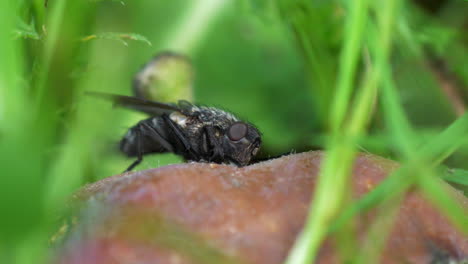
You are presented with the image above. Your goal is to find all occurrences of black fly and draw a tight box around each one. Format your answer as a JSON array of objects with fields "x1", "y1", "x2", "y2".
[{"x1": 88, "y1": 92, "x2": 262, "y2": 171}]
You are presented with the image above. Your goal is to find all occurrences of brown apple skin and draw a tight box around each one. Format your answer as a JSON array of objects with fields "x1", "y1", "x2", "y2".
[{"x1": 56, "y1": 151, "x2": 468, "y2": 264}]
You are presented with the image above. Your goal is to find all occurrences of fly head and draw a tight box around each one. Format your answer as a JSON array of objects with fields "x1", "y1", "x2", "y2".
[{"x1": 221, "y1": 121, "x2": 261, "y2": 166}]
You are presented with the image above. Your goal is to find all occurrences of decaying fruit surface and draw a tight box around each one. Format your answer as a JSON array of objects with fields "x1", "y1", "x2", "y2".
[{"x1": 55, "y1": 151, "x2": 468, "y2": 264}]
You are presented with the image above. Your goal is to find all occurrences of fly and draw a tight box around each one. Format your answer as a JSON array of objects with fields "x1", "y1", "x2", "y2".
[{"x1": 88, "y1": 92, "x2": 262, "y2": 171}]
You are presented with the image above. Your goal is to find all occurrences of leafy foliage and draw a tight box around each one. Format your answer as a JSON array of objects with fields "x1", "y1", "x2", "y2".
[
  {"x1": 81, "y1": 32, "x2": 152, "y2": 46},
  {"x1": 0, "y1": 0, "x2": 467, "y2": 263}
]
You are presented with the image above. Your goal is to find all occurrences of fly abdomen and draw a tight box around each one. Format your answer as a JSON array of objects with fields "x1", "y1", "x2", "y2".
[{"x1": 120, "y1": 117, "x2": 171, "y2": 157}]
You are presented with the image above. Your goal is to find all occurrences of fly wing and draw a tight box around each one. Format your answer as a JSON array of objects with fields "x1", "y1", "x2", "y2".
[
  {"x1": 177, "y1": 100, "x2": 198, "y2": 115},
  {"x1": 86, "y1": 91, "x2": 181, "y2": 116}
]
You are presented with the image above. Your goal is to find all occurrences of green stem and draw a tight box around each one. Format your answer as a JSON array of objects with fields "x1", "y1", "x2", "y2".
[
  {"x1": 34, "y1": 0, "x2": 67, "y2": 111},
  {"x1": 329, "y1": 0, "x2": 371, "y2": 132},
  {"x1": 285, "y1": 0, "x2": 372, "y2": 262},
  {"x1": 160, "y1": 0, "x2": 230, "y2": 54}
]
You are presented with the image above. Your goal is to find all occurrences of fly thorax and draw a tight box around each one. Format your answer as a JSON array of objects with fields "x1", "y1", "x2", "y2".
[
  {"x1": 169, "y1": 112, "x2": 188, "y2": 127},
  {"x1": 197, "y1": 107, "x2": 240, "y2": 128}
]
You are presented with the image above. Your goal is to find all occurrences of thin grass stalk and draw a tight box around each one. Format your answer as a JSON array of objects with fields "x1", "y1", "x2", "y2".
[
  {"x1": 0, "y1": 1, "x2": 49, "y2": 263},
  {"x1": 333, "y1": 0, "x2": 401, "y2": 257},
  {"x1": 352, "y1": 4, "x2": 404, "y2": 259},
  {"x1": 380, "y1": 69, "x2": 417, "y2": 157},
  {"x1": 34, "y1": 0, "x2": 67, "y2": 111},
  {"x1": 329, "y1": 0, "x2": 371, "y2": 132},
  {"x1": 332, "y1": 63, "x2": 468, "y2": 229},
  {"x1": 331, "y1": 60, "x2": 378, "y2": 263},
  {"x1": 417, "y1": 176, "x2": 468, "y2": 232},
  {"x1": 44, "y1": 38, "x2": 130, "y2": 212},
  {"x1": 354, "y1": 195, "x2": 403, "y2": 264},
  {"x1": 421, "y1": 113, "x2": 468, "y2": 165},
  {"x1": 0, "y1": 2, "x2": 26, "y2": 124},
  {"x1": 284, "y1": 1, "x2": 373, "y2": 262},
  {"x1": 282, "y1": 2, "x2": 336, "y2": 126},
  {"x1": 160, "y1": 0, "x2": 230, "y2": 54},
  {"x1": 291, "y1": 18, "x2": 332, "y2": 124},
  {"x1": 331, "y1": 110, "x2": 468, "y2": 231},
  {"x1": 381, "y1": 65, "x2": 468, "y2": 230}
]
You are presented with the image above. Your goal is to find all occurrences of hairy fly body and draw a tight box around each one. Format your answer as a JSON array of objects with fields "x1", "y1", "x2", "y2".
[{"x1": 89, "y1": 92, "x2": 262, "y2": 171}]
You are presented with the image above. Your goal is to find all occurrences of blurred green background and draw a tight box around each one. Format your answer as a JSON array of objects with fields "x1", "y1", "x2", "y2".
[{"x1": 1, "y1": 0, "x2": 467, "y2": 263}]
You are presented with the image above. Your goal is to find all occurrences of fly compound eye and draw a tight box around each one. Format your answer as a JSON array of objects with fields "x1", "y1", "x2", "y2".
[{"x1": 228, "y1": 122, "x2": 247, "y2": 141}]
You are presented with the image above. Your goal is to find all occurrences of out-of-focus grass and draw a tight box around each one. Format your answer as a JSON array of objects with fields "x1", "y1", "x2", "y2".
[
  {"x1": 285, "y1": 0, "x2": 376, "y2": 261},
  {"x1": 1, "y1": 0, "x2": 467, "y2": 263},
  {"x1": 281, "y1": 0, "x2": 468, "y2": 263},
  {"x1": 0, "y1": 1, "x2": 47, "y2": 263}
]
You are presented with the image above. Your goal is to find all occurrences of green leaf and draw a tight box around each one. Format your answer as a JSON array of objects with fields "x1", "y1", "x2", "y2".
[
  {"x1": 14, "y1": 19, "x2": 40, "y2": 40},
  {"x1": 443, "y1": 168, "x2": 468, "y2": 186},
  {"x1": 82, "y1": 32, "x2": 152, "y2": 46},
  {"x1": 89, "y1": 0, "x2": 125, "y2": 4}
]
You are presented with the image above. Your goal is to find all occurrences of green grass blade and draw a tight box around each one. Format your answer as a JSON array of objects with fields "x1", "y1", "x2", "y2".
[
  {"x1": 329, "y1": 0, "x2": 371, "y2": 132},
  {"x1": 81, "y1": 32, "x2": 152, "y2": 46},
  {"x1": 34, "y1": 0, "x2": 67, "y2": 110},
  {"x1": 332, "y1": 111, "x2": 468, "y2": 230},
  {"x1": 420, "y1": 113, "x2": 468, "y2": 165},
  {"x1": 418, "y1": 175, "x2": 468, "y2": 232},
  {"x1": 443, "y1": 168, "x2": 468, "y2": 186},
  {"x1": 0, "y1": 1, "x2": 50, "y2": 263},
  {"x1": 285, "y1": 0, "x2": 376, "y2": 262}
]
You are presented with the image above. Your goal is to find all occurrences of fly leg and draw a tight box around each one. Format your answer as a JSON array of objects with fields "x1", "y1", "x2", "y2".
[
  {"x1": 124, "y1": 129, "x2": 143, "y2": 172},
  {"x1": 204, "y1": 126, "x2": 224, "y2": 162},
  {"x1": 161, "y1": 115, "x2": 198, "y2": 160},
  {"x1": 140, "y1": 122, "x2": 174, "y2": 153},
  {"x1": 124, "y1": 121, "x2": 174, "y2": 172}
]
